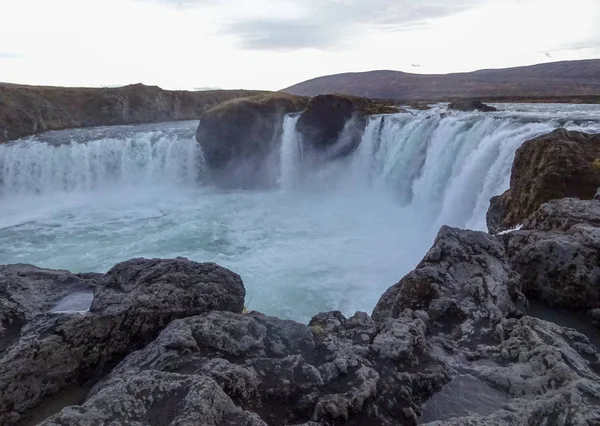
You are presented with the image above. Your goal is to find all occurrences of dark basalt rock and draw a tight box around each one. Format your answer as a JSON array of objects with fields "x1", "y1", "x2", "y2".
[
  {"x1": 42, "y1": 310, "x2": 449, "y2": 426},
  {"x1": 0, "y1": 264, "x2": 99, "y2": 353},
  {"x1": 372, "y1": 226, "x2": 524, "y2": 335},
  {"x1": 447, "y1": 99, "x2": 497, "y2": 112},
  {"x1": 487, "y1": 129, "x2": 600, "y2": 234},
  {"x1": 196, "y1": 93, "x2": 399, "y2": 188},
  {"x1": 501, "y1": 199, "x2": 600, "y2": 313},
  {"x1": 0, "y1": 258, "x2": 245, "y2": 425},
  {"x1": 296, "y1": 94, "x2": 398, "y2": 159},
  {"x1": 196, "y1": 93, "x2": 309, "y2": 188}
]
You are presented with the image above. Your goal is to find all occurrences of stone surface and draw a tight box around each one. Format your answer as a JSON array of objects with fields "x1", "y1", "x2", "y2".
[
  {"x1": 372, "y1": 226, "x2": 524, "y2": 342},
  {"x1": 422, "y1": 315, "x2": 600, "y2": 425},
  {"x1": 487, "y1": 129, "x2": 600, "y2": 234},
  {"x1": 0, "y1": 258, "x2": 245, "y2": 425},
  {"x1": 447, "y1": 99, "x2": 497, "y2": 112},
  {"x1": 296, "y1": 94, "x2": 398, "y2": 159},
  {"x1": 521, "y1": 197, "x2": 600, "y2": 232},
  {"x1": 0, "y1": 264, "x2": 99, "y2": 351},
  {"x1": 196, "y1": 93, "x2": 308, "y2": 188},
  {"x1": 505, "y1": 224, "x2": 600, "y2": 312},
  {"x1": 0, "y1": 83, "x2": 266, "y2": 143},
  {"x1": 44, "y1": 310, "x2": 449, "y2": 426}
]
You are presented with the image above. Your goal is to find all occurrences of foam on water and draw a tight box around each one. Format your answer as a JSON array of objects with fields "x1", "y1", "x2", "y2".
[{"x1": 1, "y1": 106, "x2": 600, "y2": 322}]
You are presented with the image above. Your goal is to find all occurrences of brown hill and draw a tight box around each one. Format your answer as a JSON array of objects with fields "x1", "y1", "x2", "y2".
[
  {"x1": 283, "y1": 59, "x2": 600, "y2": 101},
  {"x1": 0, "y1": 83, "x2": 268, "y2": 142}
]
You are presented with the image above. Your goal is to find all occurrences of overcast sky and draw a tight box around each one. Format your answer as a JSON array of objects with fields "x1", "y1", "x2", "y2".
[{"x1": 1, "y1": 0, "x2": 598, "y2": 90}]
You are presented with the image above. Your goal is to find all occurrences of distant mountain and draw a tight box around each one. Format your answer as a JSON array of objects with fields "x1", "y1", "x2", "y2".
[{"x1": 283, "y1": 60, "x2": 600, "y2": 100}]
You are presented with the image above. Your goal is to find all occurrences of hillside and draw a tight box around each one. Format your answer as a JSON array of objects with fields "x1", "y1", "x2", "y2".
[
  {"x1": 283, "y1": 59, "x2": 600, "y2": 101},
  {"x1": 0, "y1": 83, "x2": 268, "y2": 142}
]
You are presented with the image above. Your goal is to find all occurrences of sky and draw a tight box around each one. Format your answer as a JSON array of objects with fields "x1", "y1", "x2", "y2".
[{"x1": 0, "y1": 0, "x2": 599, "y2": 90}]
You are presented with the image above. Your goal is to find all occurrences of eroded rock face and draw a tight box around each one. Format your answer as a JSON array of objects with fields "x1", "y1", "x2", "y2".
[
  {"x1": 0, "y1": 258, "x2": 245, "y2": 425},
  {"x1": 43, "y1": 310, "x2": 449, "y2": 426},
  {"x1": 487, "y1": 129, "x2": 600, "y2": 234},
  {"x1": 196, "y1": 93, "x2": 308, "y2": 188},
  {"x1": 501, "y1": 199, "x2": 600, "y2": 312},
  {"x1": 372, "y1": 226, "x2": 524, "y2": 340},
  {"x1": 447, "y1": 99, "x2": 497, "y2": 112},
  {"x1": 422, "y1": 315, "x2": 600, "y2": 425},
  {"x1": 196, "y1": 93, "x2": 398, "y2": 188},
  {"x1": 296, "y1": 94, "x2": 398, "y2": 159},
  {"x1": 0, "y1": 264, "x2": 99, "y2": 352}
]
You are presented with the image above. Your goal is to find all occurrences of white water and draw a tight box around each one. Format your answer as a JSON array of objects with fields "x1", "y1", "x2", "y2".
[{"x1": 1, "y1": 105, "x2": 599, "y2": 322}]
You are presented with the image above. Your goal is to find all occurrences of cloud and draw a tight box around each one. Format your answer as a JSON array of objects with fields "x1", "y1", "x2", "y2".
[
  {"x1": 218, "y1": 0, "x2": 485, "y2": 50},
  {"x1": 0, "y1": 52, "x2": 21, "y2": 59},
  {"x1": 221, "y1": 20, "x2": 347, "y2": 50}
]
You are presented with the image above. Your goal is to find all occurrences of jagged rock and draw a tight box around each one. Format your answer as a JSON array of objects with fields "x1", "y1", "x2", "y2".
[
  {"x1": 0, "y1": 83, "x2": 265, "y2": 143},
  {"x1": 487, "y1": 129, "x2": 600, "y2": 234},
  {"x1": 196, "y1": 93, "x2": 308, "y2": 188},
  {"x1": 595, "y1": 188, "x2": 600, "y2": 200},
  {"x1": 373, "y1": 226, "x2": 524, "y2": 342},
  {"x1": 422, "y1": 316, "x2": 600, "y2": 425},
  {"x1": 504, "y1": 224, "x2": 600, "y2": 312},
  {"x1": 45, "y1": 310, "x2": 449, "y2": 426},
  {"x1": 91, "y1": 257, "x2": 245, "y2": 315},
  {"x1": 296, "y1": 94, "x2": 398, "y2": 159},
  {"x1": 0, "y1": 264, "x2": 99, "y2": 352},
  {"x1": 41, "y1": 372, "x2": 268, "y2": 426},
  {"x1": 0, "y1": 258, "x2": 245, "y2": 425},
  {"x1": 447, "y1": 99, "x2": 497, "y2": 112},
  {"x1": 521, "y1": 197, "x2": 600, "y2": 232}
]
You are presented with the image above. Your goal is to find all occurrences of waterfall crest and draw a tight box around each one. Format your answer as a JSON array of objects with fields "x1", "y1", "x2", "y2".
[{"x1": 0, "y1": 126, "x2": 203, "y2": 196}]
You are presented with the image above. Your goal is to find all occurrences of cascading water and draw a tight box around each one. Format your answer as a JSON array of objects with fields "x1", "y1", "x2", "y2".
[
  {"x1": 1, "y1": 105, "x2": 600, "y2": 322},
  {"x1": 279, "y1": 114, "x2": 302, "y2": 190}
]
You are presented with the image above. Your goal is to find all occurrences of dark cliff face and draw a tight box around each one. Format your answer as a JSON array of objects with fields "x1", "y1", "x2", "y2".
[
  {"x1": 195, "y1": 93, "x2": 309, "y2": 188},
  {"x1": 487, "y1": 129, "x2": 600, "y2": 233},
  {"x1": 0, "y1": 83, "x2": 267, "y2": 143},
  {"x1": 296, "y1": 94, "x2": 398, "y2": 159},
  {"x1": 195, "y1": 93, "x2": 398, "y2": 188}
]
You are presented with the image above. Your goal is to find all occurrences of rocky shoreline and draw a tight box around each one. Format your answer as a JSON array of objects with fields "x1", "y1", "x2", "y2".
[{"x1": 1, "y1": 127, "x2": 600, "y2": 425}]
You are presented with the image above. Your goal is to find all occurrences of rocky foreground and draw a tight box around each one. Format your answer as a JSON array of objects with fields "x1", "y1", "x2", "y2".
[{"x1": 1, "y1": 130, "x2": 600, "y2": 425}]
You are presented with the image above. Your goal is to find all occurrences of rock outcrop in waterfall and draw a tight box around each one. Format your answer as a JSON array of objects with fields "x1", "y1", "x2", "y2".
[
  {"x1": 195, "y1": 93, "x2": 399, "y2": 188},
  {"x1": 195, "y1": 93, "x2": 309, "y2": 188}
]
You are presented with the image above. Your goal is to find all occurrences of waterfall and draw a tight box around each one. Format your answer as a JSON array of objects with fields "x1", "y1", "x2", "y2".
[
  {"x1": 0, "y1": 128, "x2": 204, "y2": 196},
  {"x1": 2, "y1": 106, "x2": 600, "y2": 231},
  {"x1": 349, "y1": 112, "x2": 564, "y2": 230},
  {"x1": 277, "y1": 106, "x2": 600, "y2": 231},
  {"x1": 279, "y1": 114, "x2": 302, "y2": 190}
]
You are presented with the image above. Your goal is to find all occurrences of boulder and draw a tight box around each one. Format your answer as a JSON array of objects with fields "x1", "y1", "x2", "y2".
[
  {"x1": 0, "y1": 264, "x2": 99, "y2": 352},
  {"x1": 196, "y1": 93, "x2": 308, "y2": 188},
  {"x1": 372, "y1": 226, "x2": 524, "y2": 341},
  {"x1": 487, "y1": 129, "x2": 600, "y2": 234},
  {"x1": 447, "y1": 99, "x2": 497, "y2": 112},
  {"x1": 520, "y1": 197, "x2": 600, "y2": 232},
  {"x1": 296, "y1": 94, "x2": 398, "y2": 159},
  {"x1": 0, "y1": 258, "x2": 245, "y2": 425},
  {"x1": 503, "y1": 225, "x2": 600, "y2": 313},
  {"x1": 43, "y1": 310, "x2": 449, "y2": 426}
]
